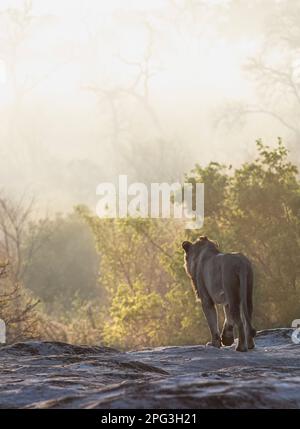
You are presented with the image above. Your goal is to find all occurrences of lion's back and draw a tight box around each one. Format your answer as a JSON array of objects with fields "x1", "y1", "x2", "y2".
[{"x1": 221, "y1": 252, "x2": 252, "y2": 275}]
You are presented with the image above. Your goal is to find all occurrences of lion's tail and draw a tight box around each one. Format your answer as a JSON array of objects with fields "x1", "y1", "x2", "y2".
[{"x1": 239, "y1": 265, "x2": 256, "y2": 338}]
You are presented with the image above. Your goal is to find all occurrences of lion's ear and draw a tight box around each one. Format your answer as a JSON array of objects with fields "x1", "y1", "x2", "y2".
[{"x1": 182, "y1": 241, "x2": 192, "y2": 252}]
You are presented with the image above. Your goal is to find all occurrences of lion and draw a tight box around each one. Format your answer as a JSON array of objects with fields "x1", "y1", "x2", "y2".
[{"x1": 182, "y1": 236, "x2": 256, "y2": 352}]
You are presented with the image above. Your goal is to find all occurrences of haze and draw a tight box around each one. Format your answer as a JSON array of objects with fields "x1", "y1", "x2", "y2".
[{"x1": 0, "y1": 0, "x2": 299, "y2": 212}]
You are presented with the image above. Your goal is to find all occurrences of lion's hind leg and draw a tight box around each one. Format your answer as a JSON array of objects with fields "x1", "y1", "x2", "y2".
[
  {"x1": 221, "y1": 304, "x2": 234, "y2": 346},
  {"x1": 247, "y1": 330, "x2": 256, "y2": 349},
  {"x1": 232, "y1": 310, "x2": 248, "y2": 352},
  {"x1": 224, "y1": 277, "x2": 248, "y2": 352},
  {"x1": 230, "y1": 306, "x2": 248, "y2": 352}
]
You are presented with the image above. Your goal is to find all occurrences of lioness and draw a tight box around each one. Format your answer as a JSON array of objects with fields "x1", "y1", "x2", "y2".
[{"x1": 182, "y1": 236, "x2": 256, "y2": 352}]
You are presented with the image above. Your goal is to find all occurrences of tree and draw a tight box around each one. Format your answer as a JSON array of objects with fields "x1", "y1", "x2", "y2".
[
  {"x1": 75, "y1": 139, "x2": 300, "y2": 349},
  {"x1": 0, "y1": 0, "x2": 60, "y2": 173},
  {"x1": 185, "y1": 139, "x2": 300, "y2": 328},
  {"x1": 0, "y1": 193, "x2": 36, "y2": 281},
  {"x1": 77, "y1": 209, "x2": 207, "y2": 349},
  {"x1": 0, "y1": 194, "x2": 40, "y2": 342},
  {"x1": 82, "y1": 16, "x2": 189, "y2": 183},
  {"x1": 227, "y1": 140, "x2": 300, "y2": 325},
  {"x1": 216, "y1": 0, "x2": 300, "y2": 146},
  {"x1": 22, "y1": 212, "x2": 100, "y2": 314}
]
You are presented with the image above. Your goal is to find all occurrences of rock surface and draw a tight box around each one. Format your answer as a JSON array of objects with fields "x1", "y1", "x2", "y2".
[{"x1": 0, "y1": 328, "x2": 299, "y2": 409}]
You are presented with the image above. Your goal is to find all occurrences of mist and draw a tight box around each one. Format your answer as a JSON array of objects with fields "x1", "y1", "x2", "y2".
[
  {"x1": 0, "y1": 0, "x2": 299, "y2": 212},
  {"x1": 0, "y1": 4, "x2": 300, "y2": 409}
]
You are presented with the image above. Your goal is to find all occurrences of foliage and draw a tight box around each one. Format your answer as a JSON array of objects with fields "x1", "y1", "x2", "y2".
[
  {"x1": 0, "y1": 262, "x2": 40, "y2": 343},
  {"x1": 22, "y1": 213, "x2": 100, "y2": 313},
  {"x1": 184, "y1": 139, "x2": 300, "y2": 327},
  {"x1": 77, "y1": 139, "x2": 300, "y2": 349},
  {"x1": 75, "y1": 211, "x2": 208, "y2": 349},
  {"x1": 1, "y1": 140, "x2": 298, "y2": 349}
]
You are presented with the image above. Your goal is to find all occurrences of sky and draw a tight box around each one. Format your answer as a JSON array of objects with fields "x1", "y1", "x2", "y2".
[{"x1": 0, "y1": 0, "x2": 297, "y2": 212}]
